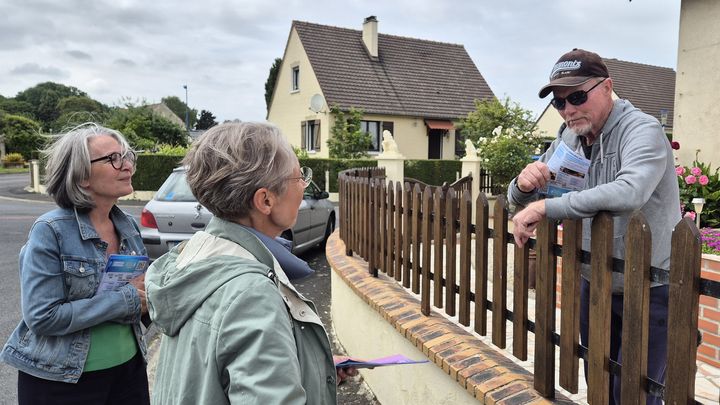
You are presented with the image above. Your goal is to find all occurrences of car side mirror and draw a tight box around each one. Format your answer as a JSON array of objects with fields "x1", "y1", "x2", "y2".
[{"x1": 315, "y1": 191, "x2": 330, "y2": 200}]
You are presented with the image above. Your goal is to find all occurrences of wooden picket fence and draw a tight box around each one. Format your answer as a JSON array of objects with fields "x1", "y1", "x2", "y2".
[{"x1": 338, "y1": 167, "x2": 720, "y2": 403}]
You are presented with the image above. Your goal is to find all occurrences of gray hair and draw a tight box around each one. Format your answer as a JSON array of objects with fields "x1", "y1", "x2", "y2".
[
  {"x1": 44, "y1": 122, "x2": 132, "y2": 209},
  {"x1": 182, "y1": 122, "x2": 297, "y2": 220}
]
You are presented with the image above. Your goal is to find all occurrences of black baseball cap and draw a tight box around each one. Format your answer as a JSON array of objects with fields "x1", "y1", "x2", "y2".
[{"x1": 538, "y1": 48, "x2": 609, "y2": 98}]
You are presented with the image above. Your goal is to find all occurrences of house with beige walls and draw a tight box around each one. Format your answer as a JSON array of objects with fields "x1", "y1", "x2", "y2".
[
  {"x1": 267, "y1": 16, "x2": 495, "y2": 160},
  {"x1": 535, "y1": 58, "x2": 676, "y2": 140},
  {"x1": 673, "y1": 0, "x2": 720, "y2": 168}
]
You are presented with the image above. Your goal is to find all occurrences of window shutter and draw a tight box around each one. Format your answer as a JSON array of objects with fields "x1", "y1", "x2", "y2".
[
  {"x1": 313, "y1": 120, "x2": 321, "y2": 151},
  {"x1": 301, "y1": 121, "x2": 306, "y2": 150}
]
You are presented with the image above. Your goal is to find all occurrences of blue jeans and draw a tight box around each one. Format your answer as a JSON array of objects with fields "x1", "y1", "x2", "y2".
[{"x1": 580, "y1": 278, "x2": 669, "y2": 405}]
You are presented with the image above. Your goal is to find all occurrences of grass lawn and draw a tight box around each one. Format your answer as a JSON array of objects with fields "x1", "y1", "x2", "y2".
[{"x1": 0, "y1": 167, "x2": 29, "y2": 175}]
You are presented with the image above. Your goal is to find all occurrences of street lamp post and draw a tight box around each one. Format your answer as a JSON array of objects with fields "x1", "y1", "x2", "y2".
[{"x1": 183, "y1": 85, "x2": 189, "y2": 131}]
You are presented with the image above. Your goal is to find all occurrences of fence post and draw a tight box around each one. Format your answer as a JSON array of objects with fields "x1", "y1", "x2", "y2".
[
  {"x1": 411, "y1": 184, "x2": 422, "y2": 294},
  {"x1": 461, "y1": 149, "x2": 482, "y2": 219},
  {"x1": 474, "y1": 193, "x2": 489, "y2": 336},
  {"x1": 458, "y1": 190, "x2": 472, "y2": 326},
  {"x1": 375, "y1": 137, "x2": 405, "y2": 186},
  {"x1": 533, "y1": 218, "x2": 557, "y2": 397},
  {"x1": 421, "y1": 187, "x2": 433, "y2": 316},
  {"x1": 492, "y1": 195, "x2": 509, "y2": 349},
  {"x1": 620, "y1": 213, "x2": 651, "y2": 404},
  {"x1": 29, "y1": 159, "x2": 40, "y2": 191},
  {"x1": 433, "y1": 188, "x2": 445, "y2": 308},
  {"x1": 666, "y1": 218, "x2": 702, "y2": 404},
  {"x1": 559, "y1": 219, "x2": 582, "y2": 393},
  {"x1": 587, "y1": 212, "x2": 614, "y2": 404},
  {"x1": 386, "y1": 181, "x2": 395, "y2": 278},
  {"x1": 445, "y1": 189, "x2": 457, "y2": 316}
]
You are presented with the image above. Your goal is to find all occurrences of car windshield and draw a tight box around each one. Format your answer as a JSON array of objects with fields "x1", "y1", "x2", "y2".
[{"x1": 155, "y1": 171, "x2": 197, "y2": 202}]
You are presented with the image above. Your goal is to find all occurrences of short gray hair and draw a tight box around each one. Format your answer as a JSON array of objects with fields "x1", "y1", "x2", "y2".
[
  {"x1": 44, "y1": 122, "x2": 132, "y2": 209},
  {"x1": 182, "y1": 122, "x2": 297, "y2": 220}
]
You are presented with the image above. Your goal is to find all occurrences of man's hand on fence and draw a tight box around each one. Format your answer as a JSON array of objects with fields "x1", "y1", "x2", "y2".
[
  {"x1": 512, "y1": 200, "x2": 546, "y2": 248},
  {"x1": 516, "y1": 161, "x2": 551, "y2": 193}
]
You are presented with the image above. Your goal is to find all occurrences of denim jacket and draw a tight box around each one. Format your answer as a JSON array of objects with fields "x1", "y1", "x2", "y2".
[{"x1": 1, "y1": 206, "x2": 147, "y2": 383}]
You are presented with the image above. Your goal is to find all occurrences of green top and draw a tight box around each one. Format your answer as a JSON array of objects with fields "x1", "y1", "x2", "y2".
[{"x1": 83, "y1": 323, "x2": 137, "y2": 372}]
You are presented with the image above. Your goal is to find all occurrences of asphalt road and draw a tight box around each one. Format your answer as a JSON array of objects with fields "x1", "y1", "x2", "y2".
[{"x1": 0, "y1": 173, "x2": 378, "y2": 404}]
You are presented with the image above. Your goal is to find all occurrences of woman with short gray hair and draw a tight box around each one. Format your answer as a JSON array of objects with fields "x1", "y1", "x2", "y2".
[
  {"x1": 146, "y1": 122, "x2": 356, "y2": 405},
  {"x1": 1, "y1": 123, "x2": 150, "y2": 404}
]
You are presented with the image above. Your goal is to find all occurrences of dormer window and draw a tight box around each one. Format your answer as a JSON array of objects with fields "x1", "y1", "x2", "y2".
[{"x1": 291, "y1": 66, "x2": 300, "y2": 92}]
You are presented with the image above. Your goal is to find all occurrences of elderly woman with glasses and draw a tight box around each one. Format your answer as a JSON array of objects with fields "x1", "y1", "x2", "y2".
[
  {"x1": 146, "y1": 122, "x2": 355, "y2": 405},
  {"x1": 1, "y1": 123, "x2": 150, "y2": 404}
]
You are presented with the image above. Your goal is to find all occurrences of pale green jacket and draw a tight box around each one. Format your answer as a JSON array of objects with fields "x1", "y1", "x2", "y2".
[{"x1": 146, "y1": 217, "x2": 337, "y2": 405}]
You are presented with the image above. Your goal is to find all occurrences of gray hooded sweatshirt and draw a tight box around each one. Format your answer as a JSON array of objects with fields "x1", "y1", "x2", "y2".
[{"x1": 509, "y1": 99, "x2": 681, "y2": 293}]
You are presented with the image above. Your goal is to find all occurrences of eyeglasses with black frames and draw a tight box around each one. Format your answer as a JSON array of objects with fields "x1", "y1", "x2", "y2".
[
  {"x1": 550, "y1": 78, "x2": 607, "y2": 111},
  {"x1": 286, "y1": 166, "x2": 313, "y2": 187},
  {"x1": 90, "y1": 151, "x2": 137, "y2": 171}
]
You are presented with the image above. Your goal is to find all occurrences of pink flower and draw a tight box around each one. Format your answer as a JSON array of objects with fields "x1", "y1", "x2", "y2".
[
  {"x1": 691, "y1": 166, "x2": 702, "y2": 176},
  {"x1": 675, "y1": 166, "x2": 685, "y2": 176},
  {"x1": 685, "y1": 211, "x2": 696, "y2": 220},
  {"x1": 699, "y1": 175, "x2": 709, "y2": 186},
  {"x1": 685, "y1": 175, "x2": 697, "y2": 185},
  {"x1": 671, "y1": 141, "x2": 680, "y2": 150}
]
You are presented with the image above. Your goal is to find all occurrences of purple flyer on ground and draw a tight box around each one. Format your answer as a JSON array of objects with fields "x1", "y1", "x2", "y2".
[{"x1": 334, "y1": 354, "x2": 428, "y2": 369}]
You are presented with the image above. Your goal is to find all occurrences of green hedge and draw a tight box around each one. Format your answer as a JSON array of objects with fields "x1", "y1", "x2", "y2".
[
  {"x1": 133, "y1": 154, "x2": 184, "y2": 190},
  {"x1": 131, "y1": 154, "x2": 462, "y2": 193},
  {"x1": 299, "y1": 158, "x2": 377, "y2": 192},
  {"x1": 404, "y1": 159, "x2": 462, "y2": 186}
]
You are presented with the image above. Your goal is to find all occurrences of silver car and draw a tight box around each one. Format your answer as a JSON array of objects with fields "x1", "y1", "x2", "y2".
[{"x1": 140, "y1": 167, "x2": 336, "y2": 260}]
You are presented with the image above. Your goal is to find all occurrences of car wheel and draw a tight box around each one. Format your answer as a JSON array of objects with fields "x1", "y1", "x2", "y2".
[{"x1": 321, "y1": 215, "x2": 335, "y2": 247}]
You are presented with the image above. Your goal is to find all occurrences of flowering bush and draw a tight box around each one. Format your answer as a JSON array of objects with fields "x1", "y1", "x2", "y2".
[
  {"x1": 677, "y1": 159, "x2": 720, "y2": 228},
  {"x1": 700, "y1": 228, "x2": 720, "y2": 255},
  {"x1": 475, "y1": 126, "x2": 541, "y2": 191}
]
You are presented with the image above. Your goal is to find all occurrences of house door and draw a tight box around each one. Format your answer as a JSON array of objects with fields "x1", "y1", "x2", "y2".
[{"x1": 428, "y1": 129, "x2": 443, "y2": 159}]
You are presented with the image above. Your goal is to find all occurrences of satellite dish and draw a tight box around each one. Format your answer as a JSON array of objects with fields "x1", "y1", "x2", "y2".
[{"x1": 309, "y1": 94, "x2": 325, "y2": 113}]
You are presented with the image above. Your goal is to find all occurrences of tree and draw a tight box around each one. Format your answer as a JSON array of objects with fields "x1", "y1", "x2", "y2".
[
  {"x1": 0, "y1": 98, "x2": 35, "y2": 119},
  {"x1": 15, "y1": 82, "x2": 86, "y2": 128},
  {"x1": 264, "y1": 57, "x2": 282, "y2": 111},
  {"x1": 104, "y1": 103, "x2": 187, "y2": 150},
  {"x1": 458, "y1": 97, "x2": 537, "y2": 144},
  {"x1": 327, "y1": 106, "x2": 372, "y2": 159},
  {"x1": 1, "y1": 114, "x2": 45, "y2": 160},
  {"x1": 51, "y1": 96, "x2": 109, "y2": 132},
  {"x1": 195, "y1": 110, "x2": 218, "y2": 130},
  {"x1": 161, "y1": 96, "x2": 197, "y2": 129}
]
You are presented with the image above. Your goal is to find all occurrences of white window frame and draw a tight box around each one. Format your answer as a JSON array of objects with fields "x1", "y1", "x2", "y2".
[
  {"x1": 361, "y1": 120, "x2": 381, "y2": 152},
  {"x1": 304, "y1": 120, "x2": 319, "y2": 152},
  {"x1": 291, "y1": 65, "x2": 300, "y2": 92}
]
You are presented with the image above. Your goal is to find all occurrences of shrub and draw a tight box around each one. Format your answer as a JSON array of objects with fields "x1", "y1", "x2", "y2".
[
  {"x1": 476, "y1": 126, "x2": 541, "y2": 191},
  {"x1": 676, "y1": 159, "x2": 720, "y2": 228},
  {"x1": 299, "y1": 158, "x2": 377, "y2": 192},
  {"x1": 1, "y1": 114, "x2": 45, "y2": 160},
  {"x1": 404, "y1": 160, "x2": 462, "y2": 186},
  {"x1": 700, "y1": 228, "x2": 720, "y2": 255},
  {"x1": 2, "y1": 152, "x2": 25, "y2": 163},
  {"x1": 132, "y1": 154, "x2": 184, "y2": 190}
]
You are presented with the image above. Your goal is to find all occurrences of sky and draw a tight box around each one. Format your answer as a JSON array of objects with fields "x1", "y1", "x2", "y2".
[{"x1": 0, "y1": 0, "x2": 682, "y2": 123}]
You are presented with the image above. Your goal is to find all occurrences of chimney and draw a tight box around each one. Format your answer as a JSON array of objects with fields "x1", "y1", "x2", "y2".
[{"x1": 362, "y1": 16, "x2": 378, "y2": 58}]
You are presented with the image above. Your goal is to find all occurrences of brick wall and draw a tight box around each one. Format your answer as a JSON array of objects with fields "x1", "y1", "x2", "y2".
[{"x1": 699, "y1": 255, "x2": 720, "y2": 368}]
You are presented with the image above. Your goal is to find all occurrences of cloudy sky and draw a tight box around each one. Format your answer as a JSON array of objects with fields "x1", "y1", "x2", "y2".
[{"x1": 1, "y1": 0, "x2": 681, "y2": 122}]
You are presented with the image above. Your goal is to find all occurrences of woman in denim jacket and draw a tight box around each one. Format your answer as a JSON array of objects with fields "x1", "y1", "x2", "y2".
[{"x1": 1, "y1": 123, "x2": 150, "y2": 404}]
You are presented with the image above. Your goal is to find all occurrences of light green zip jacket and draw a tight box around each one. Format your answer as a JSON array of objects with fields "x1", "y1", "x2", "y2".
[{"x1": 146, "y1": 217, "x2": 337, "y2": 405}]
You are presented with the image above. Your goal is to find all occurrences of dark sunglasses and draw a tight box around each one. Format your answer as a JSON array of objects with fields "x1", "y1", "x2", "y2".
[
  {"x1": 550, "y1": 78, "x2": 606, "y2": 111},
  {"x1": 90, "y1": 151, "x2": 137, "y2": 170}
]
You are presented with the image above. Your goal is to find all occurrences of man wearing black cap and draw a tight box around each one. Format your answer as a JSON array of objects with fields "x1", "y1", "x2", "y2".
[{"x1": 508, "y1": 49, "x2": 680, "y2": 404}]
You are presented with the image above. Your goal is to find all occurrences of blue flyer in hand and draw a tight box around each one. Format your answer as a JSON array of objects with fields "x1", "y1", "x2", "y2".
[{"x1": 97, "y1": 254, "x2": 149, "y2": 292}]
